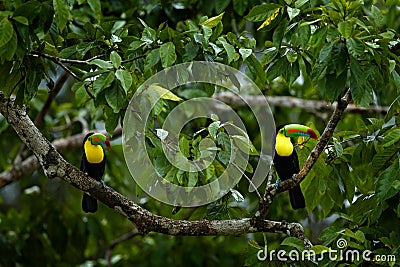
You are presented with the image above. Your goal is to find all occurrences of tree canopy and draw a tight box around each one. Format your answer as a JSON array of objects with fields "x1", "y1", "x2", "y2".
[{"x1": 0, "y1": 0, "x2": 399, "y2": 266}]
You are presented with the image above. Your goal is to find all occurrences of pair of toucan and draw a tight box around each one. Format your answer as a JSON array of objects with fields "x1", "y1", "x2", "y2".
[{"x1": 80, "y1": 124, "x2": 317, "y2": 212}]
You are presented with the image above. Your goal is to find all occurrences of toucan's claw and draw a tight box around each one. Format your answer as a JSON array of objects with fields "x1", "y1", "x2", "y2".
[
  {"x1": 292, "y1": 173, "x2": 297, "y2": 180},
  {"x1": 275, "y1": 179, "x2": 281, "y2": 189},
  {"x1": 100, "y1": 180, "x2": 105, "y2": 188}
]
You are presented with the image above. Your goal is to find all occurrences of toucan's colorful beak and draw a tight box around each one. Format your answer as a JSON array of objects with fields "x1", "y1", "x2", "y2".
[
  {"x1": 283, "y1": 124, "x2": 318, "y2": 140},
  {"x1": 91, "y1": 133, "x2": 111, "y2": 149}
]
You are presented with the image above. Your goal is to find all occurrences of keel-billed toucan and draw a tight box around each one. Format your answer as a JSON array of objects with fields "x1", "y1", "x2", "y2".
[
  {"x1": 274, "y1": 124, "x2": 318, "y2": 210},
  {"x1": 81, "y1": 132, "x2": 111, "y2": 213}
]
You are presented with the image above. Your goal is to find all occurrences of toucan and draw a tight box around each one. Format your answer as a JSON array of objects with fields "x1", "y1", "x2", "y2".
[
  {"x1": 81, "y1": 132, "x2": 111, "y2": 213},
  {"x1": 274, "y1": 124, "x2": 318, "y2": 210}
]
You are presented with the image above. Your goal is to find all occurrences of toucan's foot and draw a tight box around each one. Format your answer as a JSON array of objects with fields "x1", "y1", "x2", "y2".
[
  {"x1": 100, "y1": 180, "x2": 105, "y2": 188},
  {"x1": 292, "y1": 173, "x2": 297, "y2": 180},
  {"x1": 275, "y1": 179, "x2": 281, "y2": 189}
]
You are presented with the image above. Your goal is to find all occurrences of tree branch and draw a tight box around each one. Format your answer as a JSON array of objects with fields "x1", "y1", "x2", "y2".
[
  {"x1": 213, "y1": 92, "x2": 387, "y2": 115},
  {"x1": 0, "y1": 91, "x2": 311, "y2": 245},
  {"x1": 105, "y1": 229, "x2": 140, "y2": 267}
]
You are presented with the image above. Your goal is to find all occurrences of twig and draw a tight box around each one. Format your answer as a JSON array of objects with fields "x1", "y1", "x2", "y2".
[
  {"x1": 121, "y1": 55, "x2": 146, "y2": 63},
  {"x1": 104, "y1": 229, "x2": 140, "y2": 267},
  {"x1": 31, "y1": 51, "x2": 104, "y2": 65},
  {"x1": 213, "y1": 92, "x2": 387, "y2": 115}
]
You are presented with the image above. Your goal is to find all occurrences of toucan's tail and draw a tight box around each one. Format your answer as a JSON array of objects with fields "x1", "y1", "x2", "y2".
[
  {"x1": 289, "y1": 185, "x2": 306, "y2": 209},
  {"x1": 82, "y1": 193, "x2": 98, "y2": 213}
]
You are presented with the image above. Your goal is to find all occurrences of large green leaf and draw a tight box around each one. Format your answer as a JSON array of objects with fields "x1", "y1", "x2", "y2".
[
  {"x1": 376, "y1": 159, "x2": 400, "y2": 202},
  {"x1": 159, "y1": 42, "x2": 176, "y2": 68},
  {"x1": 244, "y1": 3, "x2": 282, "y2": 22},
  {"x1": 53, "y1": 0, "x2": 70, "y2": 31},
  {"x1": 0, "y1": 17, "x2": 14, "y2": 48},
  {"x1": 115, "y1": 69, "x2": 132, "y2": 93},
  {"x1": 201, "y1": 12, "x2": 224, "y2": 28},
  {"x1": 105, "y1": 82, "x2": 126, "y2": 112},
  {"x1": 218, "y1": 36, "x2": 239, "y2": 63}
]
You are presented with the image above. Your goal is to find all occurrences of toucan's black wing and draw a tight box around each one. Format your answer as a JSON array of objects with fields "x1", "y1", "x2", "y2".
[
  {"x1": 274, "y1": 149, "x2": 305, "y2": 209},
  {"x1": 292, "y1": 149, "x2": 300, "y2": 173}
]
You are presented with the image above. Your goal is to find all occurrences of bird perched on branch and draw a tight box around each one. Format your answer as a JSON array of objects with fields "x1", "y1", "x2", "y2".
[
  {"x1": 274, "y1": 124, "x2": 318, "y2": 209},
  {"x1": 81, "y1": 132, "x2": 111, "y2": 213}
]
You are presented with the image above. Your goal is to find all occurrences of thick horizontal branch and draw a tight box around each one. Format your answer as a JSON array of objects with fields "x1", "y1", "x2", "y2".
[
  {"x1": 0, "y1": 92, "x2": 311, "y2": 245},
  {"x1": 213, "y1": 92, "x2": 387, "y2": 115}
]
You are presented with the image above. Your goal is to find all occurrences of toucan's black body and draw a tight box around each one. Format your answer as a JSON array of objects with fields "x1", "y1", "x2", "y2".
[
  {"x1": 81, "y1": 133, "x2": 106, "y2": 213},
  {"x1": 273, "y1": 149, "x2": 305, "y2": 209},
  {"x1": 274, "y1": 126, "x2": 306, "y2": 210}
]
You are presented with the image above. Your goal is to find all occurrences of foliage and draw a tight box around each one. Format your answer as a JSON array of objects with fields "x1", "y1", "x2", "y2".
[{"x1": 0, "y1": 0, "x2": 399, "y2": 266}]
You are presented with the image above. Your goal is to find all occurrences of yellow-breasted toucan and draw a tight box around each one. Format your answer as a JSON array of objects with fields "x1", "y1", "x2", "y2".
[
  {"x1": 274, "y1": 124, "x2": 318, "y2": 210},
  {"x1": 81, "y1": 132, "x2": 111, "y2": 213}
]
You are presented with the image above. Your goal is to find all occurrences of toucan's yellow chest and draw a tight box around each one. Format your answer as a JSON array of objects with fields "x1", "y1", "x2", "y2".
[
  {"x1": 84, "y1": 140, "x2": 104, "y2": 163},
  {"x1": 275, "y1": 134, "x2": 294, "y2": 157}
]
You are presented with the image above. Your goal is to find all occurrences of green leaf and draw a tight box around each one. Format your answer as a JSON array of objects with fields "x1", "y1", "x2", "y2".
[
  {"x1": 93, "y1": 71, "x2": 115, "y2": 95},
  {"x1": 382, "y1": 128, "x2": 400, "y2": 147},
  {"x1": 88, "y1": 0, "x2": 101, "y2": 21},
  {"x1": 188, "y1": 171, "x2": 198, "y2": 188},
  {"x1": 233, "y1": 0, "x2": 248, "y2": 16},
  {"x1": 215, "y1": 0, "x2": 230, "y2": 13},
  {"x1": 179, "y1": 136, "x2": 190, "y2": 158},
  {"x1": 297, "y1": 24, "x2": 311, "y2": 47},
  {"x1": 201, "y1": 12, "x2": 224, "y2": 28},
  {"x1": 244, "y1": 3, "x2": 282, "y2": 22},
  {"x1": 110, "y1": 51, "x2": 121, "y2": 69},
  {"x1": 239, "y1": 48, "x2": 252, "y2": 60},
  {"x1": 287, "y1": 7, "x2": 300, "y2": 21},
  {"x1": 347, "y1": 37, "x2": 364, "y2": 58},
  {"x1": 392, "y1": 71, "x2": 400, "y2": 93},
  {"x1": 12, "y1": 16, "x2": 29, "y2": 25},
  {"x1": 281, "y1": 237, "x2": 306, "y2": 251},
  {"x1": 105, "y1": 108, "x2": 119, "y2": 135},
  {"x1": 0, "y1": 17, "x2": 14, "y2": 48},
  {"x1": 53, "y1": 0, "x2": 70, "y2": 31},
  {"x1": 232, "y1": 135, "x2": 258, "y2": 155},
  {"x1": 159, "y1": 42, "x2": 177, "y2": 68},
  {"x1": 183, "y1": 42, "x2": 199, "y2": 61},
  {"x1": 89, "y1": 59, "x2": 113, "y2": 69},
  {"x1": 208, "y1": 121, "x2": 221, "y2": 139},
  {"x1": 115, "y1": 69, "x2": 132, "y2": 93},
  {"x1": 266, "y1": 56, "x2": 288, "y2": 81},
  {"x1": 0, "y1": 31, "x2": 17, "y2": 60},
  {"x1": 257, "y1": 8, "x2": 281, "y2": 30},
  {"x1": 148, "y1": 85, "x2": 182, "y2": 101},
  {"x1": 376, "y1": 160, "x2": 400, "y2": 202},
  {"x1": 144, "y1": 48, "x2": 160, "y2": 71},
  {"x1": 105, "y1": 82, "x2": 126, "y2": 112},
  {"x1": 218, "y1": 37, "x2": 239, "y2": 63},
  {"x1": 338, "y1": 20, "x2": 355, "y2": 39},
  {"x1": 295, "y1": 0, "x2": 309, "y2": 8},
  {"x1": 371, "y1": 5, "x2": 384, "y2": 28},
  {"x1": 230, "y1": 189, "x2": 244, "y2": 202},
  {"x1": 261, "y1": 47, "x2": 278, "y2": 65}
]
